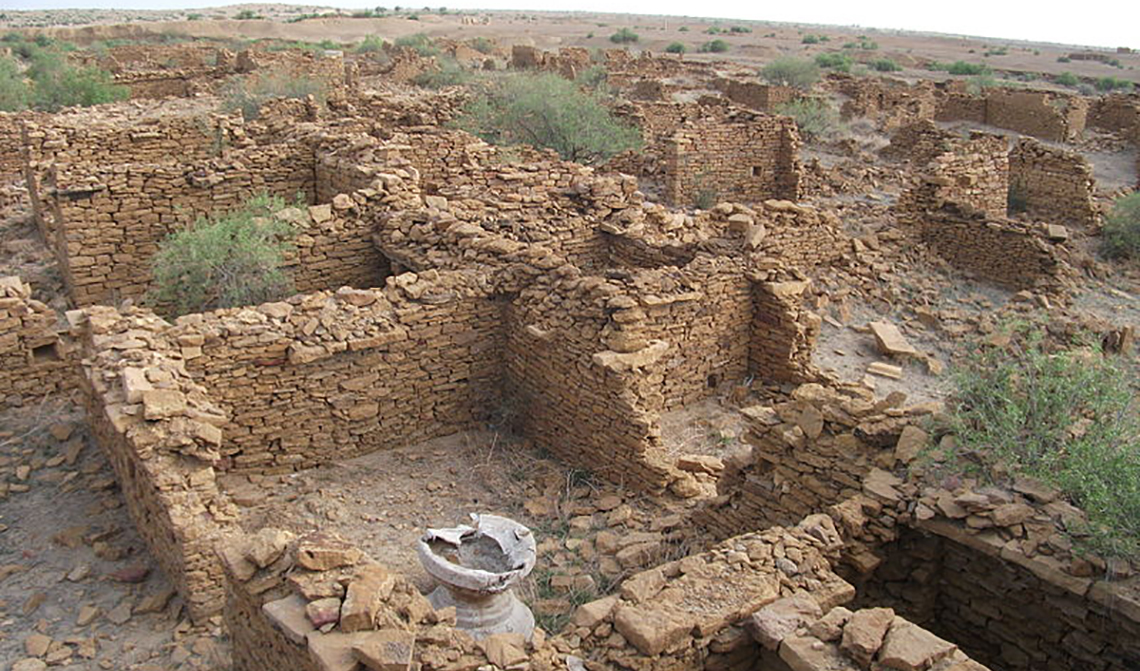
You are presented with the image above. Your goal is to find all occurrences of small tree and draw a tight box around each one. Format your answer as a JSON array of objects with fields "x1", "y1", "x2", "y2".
[
  {"x1": 150, "y1": 194, "x2": 295, "y2": 316},
  {"x1": 761, "y1": 57, "x2": 819, "y2": 89},
  {"x1": 1103, "y1": 192, "x2": 1140, "y2": 260},
  {"x1": 775, "y1": 99, "x2": 839, "y2": 141},
  {"x1": 413, "y1": 57, "x2": 472, "y2": 89},
  {"x1": 665, "y1": 42, "x2": 686, "y2": 54},
  {"x1": 456, "y1": 72, "x2": 641, "y2": 164},
  {"x1": 27, "y1": 50, "x2": 126, "y2": 111},
  {"x1": 1056, "y1": 71, "x2": 1079, "y2": 87},
  {"x1": 0, "y1": 54, "x2": 29, "y2": 111},
  {"x1": 609, "y1": 28, "x2": 639, "y2": 44}
]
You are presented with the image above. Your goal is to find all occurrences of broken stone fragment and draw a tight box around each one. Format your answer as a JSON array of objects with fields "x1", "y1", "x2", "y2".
[
  {"x1": 264, "y1": 594, "x2": 315, "y2": 645},
  {"x1": 340, "y1": 564, "x2": 396, "y2": 632},
  {"x1": 307, "y1": 598, "x2": 343, "y2": 629},
  {"x1": 746, "y1": 594, "x2": 823, "y2": 650},
  {"x1": 613, "y1": 603, "x2": 693, "y2": 656},
  {"x1": 478, "y1": 632, "x2": 527, "y2": 668},
  {"x1": 296, "y1": 532, "x2": 364, "y2": 571},
  {"x1": 571, "y1": 595, "x2": 618, "y2": 629},
  {"x1": 869, "y1": 321, "x2": 919, "y2": 357},
  {"x1": 141, "y1": 389, "x2": 187, "y2": 420},
  {"x1": 877, "y1": 617, "x2": 958, "y2": 671},
  {"x1": 839, "y1": 607, "x2": 895, "y2": 666},
  {"x1": 352, "y1": 629, "x2": 415, "y2": 671}
]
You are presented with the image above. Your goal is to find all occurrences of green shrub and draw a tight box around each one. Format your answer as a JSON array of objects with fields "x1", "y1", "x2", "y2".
[
  {"x1": 1103, "y1": 192, "x2": 1140, "y2": 260},
  {"x1": 150, "y1": 194, "x2": 296, "y2": 317},
  {"x1": 235, "y1": 9, "x2": 262, "y2": 20},
  {"x1": 761, "y1": 57, "x2": 820, "y2": 89},
  {"x1": 678, "y1": 26, "x2": 689, "y2": 32},
  {"x1": 940, "y1": 328, "x2": 1140, "y2": 557},
  {"x1": 698, "y1": 39, "x2": 729, "y2": 53},
  {"x1": 27, "y1": 51, "x2": 127, "y2": 111},
  {"x1": 705, "y1": 27, "x2": 721, "y2": 35},
  {"x1": 576, "y1": 65, "x2": 608, "y2": 91},
  {"x1": 470, "y1": 36, "x2": 494, "y2": 54},
  {"x1": 1057, "y1": 56, "x2": 1071, "y2": 63},
  {"x1": 665, "y1": 42, "x2": 686, "y2": 54},
  {"x1": 815, "y1": 52, "x2": 853, "y2": 72},
  {"x1": 801, "y1": 34, "x2": 821, "y2": 44},
  {"x1": 729, "y1": 26, "x2": 752, "y2": 34},
  {"x1": 221, "y1": 69, "x2": 326, "y2": 120},
  {"x1": 187, "y1": 13, "x2": 203, "y2": 20},
  {"x1": 609, "y1": 28, "x2": 639, "y2": 44},
  {"x1": 966, "y1": 74, "x2": 997, "y2": 94},
  {"x1": 394, "y1": 32, "x2": 438, "y2": 56},
  {"x1": 947, "y1": 60, "x2": 990, "y2": 76},
  {"x1": 1056, "y1": 71, "x2": 1079, "y2": 87},
  {"x1": 356, "y1": 35, "x2": 388, "y2": 53},
  {"x1": 1097, "y1": 76, "x2": 1134, "y2": 92},
  {"x1": 870, "y1": 58, "x2": 901, "y2": 72},
  {"x1": 456, "y1": 72, "x2": 641, "y2": 164},
  {"x1": 412, "y1": 57, "x2": 472, "y2": 89},
  {"x1": 774, "y1": 98, "x2": 838, "y2": 141},
  {"x1": 0, "y1": 54, "x2": 29, "y2": 111}
]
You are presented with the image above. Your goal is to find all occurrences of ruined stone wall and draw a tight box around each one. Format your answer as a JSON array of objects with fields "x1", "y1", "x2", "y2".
[
  {"x1": 180, "y1": 273, "x2": 504, "y2": 473},
  {"x1": 750, "y1": 280, "x2": 824, "y2": 384},
  {"x1": 834, "y1": 76, "x2": 938, "y2": 131},
  {"x1": 897, "y1": 133, "x2": 1009, "y2": 219},
  {"x1": 1008, "y1": 137, "x2": 1098, "y2": 228},
  {"x1": 860, "y1": 526, "x2": 1140, "y2": 671},
  {"x1": 985, "y1": 90, "x2": 1087, "y2": 142},
  {"x1": 696, "y1": 380, "x2": 1140, "y2": 671},
  {"x1": 879, "y1": 119, "x2": 955, "y2": 164},
  {"x1": 698, "y1": 383, "x2": 911, "y2": 539},
  {"x1": 51, "y1": 141, "x2": 316, "y2": 306},
  {"x1": 914, "y1": 204, "x2": 1072, "y2": 290},
  {"x1": 936, "y1": 89, "x2": 1087, "y2": 142},
  {"x1": 22, "y1": 101, "x2": 240, "y2": 237},
  {"x1": 934, "y1": 93, "x2": 988, "y2": 125},
  {"x1": 77, "y1": 306, "x2": 238, "y2": 622},
  {"x1": 0, "y1": 276, "x2": 77, "y2": 408},
  {"x1": 505, "y1": 274, "x2": 680, "y2": 491},
  {"x1": 1089, "y1": 93, "x2": 1140, "y2": 134},
  {"x1": 715, "y1": 78, "x2": 797, "y2": 113},
  {"x1": 663, "y1": 111, "x2": 801, "y2": 207}
]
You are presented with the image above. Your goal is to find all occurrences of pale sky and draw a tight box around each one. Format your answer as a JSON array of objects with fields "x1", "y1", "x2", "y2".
[{"x1": 1, "y1": 0, "x2": 1135, "y2": 50}]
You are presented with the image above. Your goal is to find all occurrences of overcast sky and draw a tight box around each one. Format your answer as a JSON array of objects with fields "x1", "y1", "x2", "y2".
[{"x1": 2, "y1": 0, "x2": 1134, "y2": 50}]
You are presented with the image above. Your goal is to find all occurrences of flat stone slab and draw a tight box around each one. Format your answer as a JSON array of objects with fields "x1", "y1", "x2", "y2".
[{"x1": 869, "y1": 321, "x2": 919, "y2": 357}]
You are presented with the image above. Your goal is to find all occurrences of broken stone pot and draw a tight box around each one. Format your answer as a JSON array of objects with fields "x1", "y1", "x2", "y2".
[{"x1": 417, "y1": 513, "x2": 537, "y2": 641}]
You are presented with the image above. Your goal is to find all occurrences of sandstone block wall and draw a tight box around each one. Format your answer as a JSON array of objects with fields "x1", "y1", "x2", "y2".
[
  {"x1": 935, "y1": 89, "x2": 1087, "y2": 142},
  {"x1": 21, "y1": 100, "x2": 240, "y2": 232},
  {"x1": 664, "y1": 110, "x2": 802, "y2": 207},
  {"x1": 834, "y1": 75, "x2": 939, "y2": 131},
  {"x1": 750, "y1": 280, "x2": 824, "y2": 384},
  {"x1": 76, "y1": 306, "x2": 239, "y2": 622},
  {"x1": 861, "y1": 527, "x2": 1140, "y2": 671},
  {"x1": 51, "y1": 142, "x2": 315, "y2": 306},
  {"x1": 1089, "y1": 93, "x2": 1140, "y2": 135},
  {"x1": 880, "y1": 119, "x2": 955, "y2": 164},
  {"x1": 1008, "y1": 137, "x2": 1098, "y2": 228},
  {"x1": 897, "y1": 132, "x2": 1009, "y2": 219},
  {"x1": 914, "y1": 204, "x2": 1072, "y2": 290},
  {"x1": 715, "y1": 78, "x2": 797, "y2": 113},
  {"x1": 0, "y1": 276, "x2": 76, "y2": 408},
  {"x1": 181, "y1": 274, "x2": 504, "y2": 473},
  {"x1": 694, "y1": 379, "x2": 1140, "y2": 671},
  {"x1": 984, "y1": 90, "x2": 1087, "y2": 142}
]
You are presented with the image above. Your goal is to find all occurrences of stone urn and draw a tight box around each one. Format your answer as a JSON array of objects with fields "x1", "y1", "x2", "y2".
[{"x1": 417, "y1": 513, "x2": 537, "y2": 640}]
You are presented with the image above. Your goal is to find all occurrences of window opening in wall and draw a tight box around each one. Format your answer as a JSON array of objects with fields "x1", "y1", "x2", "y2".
[
  {"x1": 32, "y1": 342, "x2": 60, "y2": 363},
  {"x1": 707, "y1": 374, "x2": 719, "y2": 389},
  {"x1": 751, "y1": 166, "x2": 762, "y2": 177}
]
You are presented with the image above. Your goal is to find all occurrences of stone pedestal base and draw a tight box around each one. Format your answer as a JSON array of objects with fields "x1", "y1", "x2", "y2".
[{"x1": 427, "y1": 585, "x2": 534, "y2": 641}]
